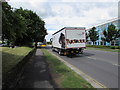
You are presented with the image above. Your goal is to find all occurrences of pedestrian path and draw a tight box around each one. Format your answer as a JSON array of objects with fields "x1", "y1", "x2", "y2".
[{"x1": 17, "y1": 49, "x2": 54, "y2": 88}]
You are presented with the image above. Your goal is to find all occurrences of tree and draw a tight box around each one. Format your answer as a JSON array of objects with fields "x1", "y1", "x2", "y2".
[
  {"x1": 2, "y1": 2, "x2": 27, "y2": 46},
  {"x1": 85, "y1": 31, "x2": 89, "y2": 42},
  {"x1": 102, "y1": 24, "x2": 117, "y2": 46},
  {"x1": 115, "y1": 29, "x2": 120, "y2": 38},
  {"x1": 88, "y1": 27, "x2": 98, "y2": 45},
  {"x1": 2, "y1": 3, "x2": 47, "y2": 46},
  {"x1": 101, "y1": 30, "x2": 107, "y2": 45},
  {"x1": 13, "y1": 12, "x2": 27, "y2": 46},
  {"x1": 15, "y1": 8, "x2": 47, "y2": 46},
  {"x1": 2, "y1": 2, "x2": 16, "y2": 44}
]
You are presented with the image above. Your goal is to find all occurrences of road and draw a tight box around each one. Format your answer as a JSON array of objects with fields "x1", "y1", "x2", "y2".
[{"x1": 46, "y1": 46, "x2": 119, "y2": 88}]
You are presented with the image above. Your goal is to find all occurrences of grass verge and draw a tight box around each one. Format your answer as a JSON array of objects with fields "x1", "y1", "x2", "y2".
[
  {"x1": 1, "y1": 46, "x2": 33, "y2": 75},
  {"x1": 86, "y1": 45, "x2": 120, "y2": 52},
  {"x1": 86, "y1": 47, "x2": 120, "y2": 52},
  {"x1": 41, "y1": 49, "x2": 94, "y2": 88}
]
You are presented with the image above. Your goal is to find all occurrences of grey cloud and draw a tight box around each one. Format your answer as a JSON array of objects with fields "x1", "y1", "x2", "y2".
[
  {"x1": 36, "y1": 2, "x2": 55, "y2": 19},
  {"x1": 8, "y1": 2, "x2": 55, "y2": 19},
  {"x1": 8, "y1": 1, "x2": 117, "y2": 29},
  {"x1": 9, "y1": 1, "x2": 117, "y2": 19},
  {"x1": 118, "y1": 1, "x2": 120, "y2": 29}
]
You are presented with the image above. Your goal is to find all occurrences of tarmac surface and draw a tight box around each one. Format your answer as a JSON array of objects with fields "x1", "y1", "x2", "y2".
[
  {"x1": 47, "y1": 46, "x2": 119, "y2": 88},
  {"x1": 17, "y1": 49, "x2": 54, "y2": 88}
]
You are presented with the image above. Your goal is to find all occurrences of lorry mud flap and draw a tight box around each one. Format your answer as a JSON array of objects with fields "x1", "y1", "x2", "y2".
[
  {"x1": 79, "y1": 49, "x2": 83, "y2": 54},
  {"x1": 58, "y1": 50, "x2": 62, "y2": 55},
  {"x1": 58, "y1": 49, "x2": 63, "y2": 55}
]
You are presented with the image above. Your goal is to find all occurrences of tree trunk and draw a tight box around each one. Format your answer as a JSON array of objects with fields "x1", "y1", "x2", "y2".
[{"x1": 35, "y1": 42, "x2": 37, "y2": 48}]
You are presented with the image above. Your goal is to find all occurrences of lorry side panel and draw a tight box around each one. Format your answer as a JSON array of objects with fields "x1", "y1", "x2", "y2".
[{"x1": 52, "y1": 29, "x2": 66, "y2": 49}]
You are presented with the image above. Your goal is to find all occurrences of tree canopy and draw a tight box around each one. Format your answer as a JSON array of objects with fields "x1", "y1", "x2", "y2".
[
  {"x1": 102, "y1": 24, "x2": 118, "y2": 44},
  {"x1": 88, "y1": 27, "x2": 98, "y2": 45},
  {"x1": 2, "y1": 2, "x2": 47, "y2": 46}
]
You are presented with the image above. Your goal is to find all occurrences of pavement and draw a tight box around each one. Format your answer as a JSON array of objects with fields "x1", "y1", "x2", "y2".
[
  {"x1": 0, "y1": 51, "x2": 2, "y2": 89},
  {"x1": 47, "y1": 46, "x2": 119, "y2": 88},
  {"x1": 17, "y1": 49, "x2": 54, "y2": 88}
]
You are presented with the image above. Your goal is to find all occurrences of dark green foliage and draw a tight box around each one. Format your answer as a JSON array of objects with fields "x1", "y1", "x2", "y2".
[
  {"x1": 2, "y1": 2, "x2": 47, "y2": 46},
  {"x1": 116, "y1": 29, "x2": 120, "y2": 38},
  {"x1": 86, "y1": 31, "x2": 89, "y2": 42},
  {"x1": 88, "y1": 27, "x2": 99, "y2": 45},
  {"x1": 2, "y1": 2, "x2": 15, "y2": 43},
  {"x1": 102, "y1": 24, "x2": 118, "y2": 43}
]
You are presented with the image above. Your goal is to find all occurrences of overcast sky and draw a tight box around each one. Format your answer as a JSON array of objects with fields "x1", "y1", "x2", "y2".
[{"x1": 8, "y1": 0, "x2": 119, "y2": 41}]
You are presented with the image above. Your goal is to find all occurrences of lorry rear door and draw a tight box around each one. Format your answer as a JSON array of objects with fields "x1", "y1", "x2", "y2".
[{"x1": 65, "y1": 28, "x2": 86, "y2": 49}]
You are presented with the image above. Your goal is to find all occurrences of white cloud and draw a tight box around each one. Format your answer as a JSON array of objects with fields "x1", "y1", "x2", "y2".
[
  {"x1": 44, "y1": 2, "x2": 117, "y2": 29},
  {"x1": 8, "y1": 0, "x2": 119, "y2": 2},
  {"x1": 8, "y1": 0, "x2": 48, "y2": 2},
  {"x1": 8, "y1": 1, "x2": 118, "y2": 41},
  {"x1": 41, "y1": 0, "x2": 119, "y2": 2},
  {"x1": 51, "y1": 4, "x2": 75, "y2": 17},
  {"x1": 61, "y1": 0, "x2": 119, "y2": 2},
  {"x1": 45, "y1": 30, "x2": 57, "y2": 41}
]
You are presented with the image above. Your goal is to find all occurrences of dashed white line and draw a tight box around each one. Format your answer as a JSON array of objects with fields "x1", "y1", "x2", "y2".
[
  {"x1": 114, "y1": 64, "x2": 120, "y2": 66},
  {"x1": 86, "y1": 56, "x2": 119, "y2": 67}
]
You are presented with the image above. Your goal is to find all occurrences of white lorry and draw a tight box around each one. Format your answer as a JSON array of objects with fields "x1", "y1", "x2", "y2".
[{"x1": 52, "y1": 27, "x2": 86, "y2": 55}]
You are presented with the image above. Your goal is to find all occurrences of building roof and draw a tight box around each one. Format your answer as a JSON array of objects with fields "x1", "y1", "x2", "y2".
[{"x1": 87, "y1": 17, "x2": 120, "y2": 30}]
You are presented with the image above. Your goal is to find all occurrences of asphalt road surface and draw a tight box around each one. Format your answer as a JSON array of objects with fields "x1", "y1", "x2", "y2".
[{"x1": 46, "y1": 46, "x2": 119, "y2": 88}]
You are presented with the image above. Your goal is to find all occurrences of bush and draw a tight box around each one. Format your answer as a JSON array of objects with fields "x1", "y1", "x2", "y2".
[
  {"x1": 110, "y1": 46, "x2": 116, "y2": 49},
  {"x1": 110, "y1": 46, "x2": 120, "y2": 49}
]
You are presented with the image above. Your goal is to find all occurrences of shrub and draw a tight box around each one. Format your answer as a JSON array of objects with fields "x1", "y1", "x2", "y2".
[{"x1": 110, "y1": 46, "x2": 116, "y2": 49}]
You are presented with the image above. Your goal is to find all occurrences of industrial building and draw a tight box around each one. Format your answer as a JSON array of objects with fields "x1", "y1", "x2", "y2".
[{"x1": 87, "y1": 18, "x2": 120, "y2": 46}]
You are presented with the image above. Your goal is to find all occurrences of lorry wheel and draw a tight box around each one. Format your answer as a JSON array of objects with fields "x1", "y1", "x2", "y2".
[
  {"x1": 52, "y1": 48, "x2": 54, "y2": 51},
  {"x1": 63, "y1": 51, "x2": 67, "y2": 56},
  {"x1": 67, "y1": 54, "x2": 73, "y2": 58},
  {"x1": 52, "y1": 48, "x2": 56, "y2": 52},
  {"x1": 80, "y1": 50, "x2": 83, "y2": 54}
]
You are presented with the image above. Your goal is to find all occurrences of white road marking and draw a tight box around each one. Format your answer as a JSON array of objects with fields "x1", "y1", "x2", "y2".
[
  {"x1": 87, "y1": 56, "x2": 97, "y2": 60},
  {"x1": 114, "y1": 64, "x2": 120, "y2": 66},
  {"x1": 86, "y1": 56, "x2": 119, "y2": 67}
]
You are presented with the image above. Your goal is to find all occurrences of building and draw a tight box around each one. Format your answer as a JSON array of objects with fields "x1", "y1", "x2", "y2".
[{"x1": 87, "y1": 18, "x2": 120, "y2": 46}]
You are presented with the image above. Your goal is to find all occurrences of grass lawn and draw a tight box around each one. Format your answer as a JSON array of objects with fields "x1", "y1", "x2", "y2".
[
  {"x1": 86, "y1": 47, "x2": 120, "y2": 52},
  {"x1": 1, "y1": 46, "x2": 33, "y2": 75},
  {"x1": 41, "y1": 49, "x2": 94, "y2": 88}
]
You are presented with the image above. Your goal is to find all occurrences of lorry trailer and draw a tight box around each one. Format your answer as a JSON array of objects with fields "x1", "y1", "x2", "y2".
[{"x1": 52, "y1": 27, "x2": 86, "y2": 55}]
